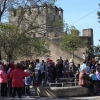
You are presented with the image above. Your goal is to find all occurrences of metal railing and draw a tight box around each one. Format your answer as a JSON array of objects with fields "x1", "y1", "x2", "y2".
[{"x1": 48, "y1": 77, "x2": 79, "y2": 87}]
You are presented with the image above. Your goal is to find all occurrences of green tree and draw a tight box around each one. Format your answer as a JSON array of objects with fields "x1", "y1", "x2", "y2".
[
  {"x1": 97, "y1": 5, "x2": 100, "y2": 23},
  {"x1": 97, "y1": 4, "x2": 100, "y2": 57},
  {"x1": 60, "y1": 25, "x2": 86, "y2": 59},
  {"x1": 85, "y1": 43, "x2": 94, "y2": 58},
  {"x1": 0, "y1": 23, "x2": 50, "y2": 61},
  {"x1": 0, "y1": 0, "x2": 57, "y2": 60},
  {"x1": 94, "y1": 45, "x2": 100, "y2": 57}
]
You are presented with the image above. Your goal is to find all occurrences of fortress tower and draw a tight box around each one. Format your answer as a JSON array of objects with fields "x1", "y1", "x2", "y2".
[
  {"x1": 82, "y1": 28, "x2": 93, "y2": 45},
  {"x1": 9, "y1": 3, "x2": 63, "y2": 38}
]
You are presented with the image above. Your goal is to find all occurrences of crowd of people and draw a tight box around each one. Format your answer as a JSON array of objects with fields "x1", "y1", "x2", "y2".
[
  {"x1": 78, "y1": 57, "x2": 100, "y2": 96},
  {"x1": 0, "y1": 55, "x2": 100, "y2": 98}
]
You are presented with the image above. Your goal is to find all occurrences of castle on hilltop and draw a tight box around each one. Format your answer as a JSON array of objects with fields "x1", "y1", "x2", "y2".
[{"x1": 9, "y1": 3, "x2": 94, "y2": 63}]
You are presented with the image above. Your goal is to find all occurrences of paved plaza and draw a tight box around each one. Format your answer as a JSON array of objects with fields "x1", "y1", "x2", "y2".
[
  {"x1": 0, "y1": 96, "x2": 100, "y2": 100},
  {"x1": 0, "y1": 86, "x2": 100, "y2": 100}
]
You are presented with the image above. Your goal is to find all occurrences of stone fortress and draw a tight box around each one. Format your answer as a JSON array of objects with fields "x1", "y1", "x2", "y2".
[
  {"x1": 9, "y1": 3, "x2": 63, "y2": 38},
  {"x1": 9, "y1": 3, "x2": 93, "y2": 64}
]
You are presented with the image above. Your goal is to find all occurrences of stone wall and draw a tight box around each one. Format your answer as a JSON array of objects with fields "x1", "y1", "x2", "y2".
[
  {"x1": 35, "y1": 86, "x2": 91, "y2": 97},
  {"x1": 9, "y1": 4, "x2": 63, "y2": 38},
  {"x1": 37, "y1": 28, "x2": 93, "y2": 64},
  {"x1": 36, "y1": 38, "x2": 83, "y2": 64}
]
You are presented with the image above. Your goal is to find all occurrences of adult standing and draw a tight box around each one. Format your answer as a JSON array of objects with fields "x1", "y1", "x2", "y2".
[
  {"x1": 55, "y1": 59, "x2": 63, "y2": 78},
  {"x1": 59, "y1": 57, "x2": 64, "y2": 72},
  {"x1": 82, "y1": 52, "x2": 86, "y2": 60},
  {"x1": 86, "y1": 62, "x2": 91, "y2": 74},
  {"x1": 6, "y1": 60, "x2": 15, "y2": 96},
  {"x1": 34, "y1": 59, "x2": 42, "y2": 86},
  {"x1": 28, "y1": 62, "x2": 35, "y2": 85},
  {"x1": 41, "y1": 60, "x2": 46, "y2": 81},
  {"x1": 63, "y1": 59, "x2": 69, "y2": 77},
  {"x1": 10, "y1": 63, "x2": 30, "y2": 98},
  {"x1": 91, "y1": 57, "x2": 96, "y2": 70},
  {"x1": 0, "y1": 65, "x2": 8, "y2": 97},
  {"x1": 46, "y1": 59, "x2": 56, "y2": 83},
  {"x1": 79, "y1": 60, "x2": 87, "y2": 72},
  {"x1": 69, "y1": 59, "x2": 76, "y2": 74}
]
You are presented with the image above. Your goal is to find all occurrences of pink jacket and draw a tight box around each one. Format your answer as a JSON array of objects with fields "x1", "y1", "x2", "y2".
[
  {"x1": 0, "y1": 70, "x2": 8, "y2": 83},
  {"x1": 10, "y1": 68, "x2": 30, "y2": 87}
]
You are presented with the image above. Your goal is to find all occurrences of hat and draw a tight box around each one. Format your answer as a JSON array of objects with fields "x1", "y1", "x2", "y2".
[{"x1": 47, "y1": 59, "x2": 52, "y2": 63}]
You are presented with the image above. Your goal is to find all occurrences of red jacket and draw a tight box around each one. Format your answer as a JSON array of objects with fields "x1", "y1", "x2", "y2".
[
  {"x1": 10, "y1": 68, "x2": 30, "y2": 87},
  {"x1": 0, "y1": 70, "x2": 8, "y2": 83}
]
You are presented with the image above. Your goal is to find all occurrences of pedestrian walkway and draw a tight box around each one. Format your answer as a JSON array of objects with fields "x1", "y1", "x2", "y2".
[
  {"x1": 0, "y1": 85, "x2": 100, "y2": 100},
  {"x1": 0, "y1": 96, "x2": 99, "y2": 100}
]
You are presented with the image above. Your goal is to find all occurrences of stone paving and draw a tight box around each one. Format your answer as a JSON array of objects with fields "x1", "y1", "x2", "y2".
[
  {"x1": 0, "y1": 86, "x2": 100, "y2": 100},
  {"x1": 0, "y1": 96, "x2": 99, "y2": 100}
]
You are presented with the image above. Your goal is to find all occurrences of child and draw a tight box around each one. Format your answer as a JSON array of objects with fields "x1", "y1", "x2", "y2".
[
  {"x1": 0, "y1": 65, "x2": 8, "y2": 97},
  {"x1": 24, "y1": 69, "x2": 31, "y2": 98}
]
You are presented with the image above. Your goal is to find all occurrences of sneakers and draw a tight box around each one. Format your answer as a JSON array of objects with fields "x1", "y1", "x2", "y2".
[{"x1": 26, "y1": 96, "x2": 31, "y2": 98}]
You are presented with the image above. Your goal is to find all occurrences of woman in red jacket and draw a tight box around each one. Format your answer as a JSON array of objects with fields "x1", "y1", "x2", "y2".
[
  {"x1": 10, "y1": 63, "x2": 30, "y2": 98},
  {"x1": 0, "y1": 65, "x2": 8, "y2": 97}
]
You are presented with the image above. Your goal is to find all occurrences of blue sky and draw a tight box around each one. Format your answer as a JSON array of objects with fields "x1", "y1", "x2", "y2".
[{"x1": 55, "y1": 0, "x2": 100, "y2": 46}]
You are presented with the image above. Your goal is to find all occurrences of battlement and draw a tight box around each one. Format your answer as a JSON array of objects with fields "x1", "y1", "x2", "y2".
[
  {"x1": 9, "y1": 3, "x2": 63, "y2": 38},
  {"x1": 9, "y1": 4, "x2": 93, "y2": 45},
  {"x1": 9, "y1": 4, "x2": 63, "y2": 20}
]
